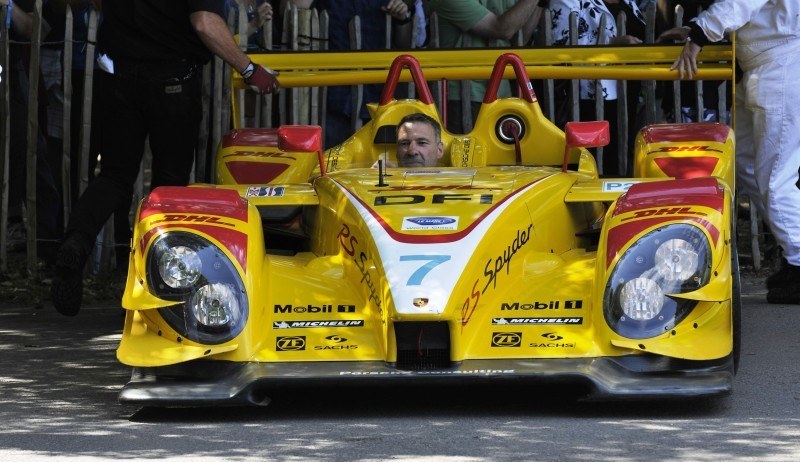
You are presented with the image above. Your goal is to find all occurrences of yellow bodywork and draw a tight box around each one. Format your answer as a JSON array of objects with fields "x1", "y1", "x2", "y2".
[{"x1": 119, "y1": 47, "x2": 736, "y2": 385}]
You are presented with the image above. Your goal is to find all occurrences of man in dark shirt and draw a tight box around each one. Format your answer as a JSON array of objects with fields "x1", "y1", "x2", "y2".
[{"x1": 52, "y1": 0, "x2": 280, "y2": 316}]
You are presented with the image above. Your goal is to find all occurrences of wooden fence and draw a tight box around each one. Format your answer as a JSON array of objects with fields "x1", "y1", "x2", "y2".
[{"x1": 0, "y1": 1, "x2": 741, "y2": 277}]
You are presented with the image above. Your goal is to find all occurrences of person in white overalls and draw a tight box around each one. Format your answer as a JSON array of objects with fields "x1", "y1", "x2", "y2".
[{"x1": 663, "y1": 0, "x2": 800, "y2": 304}]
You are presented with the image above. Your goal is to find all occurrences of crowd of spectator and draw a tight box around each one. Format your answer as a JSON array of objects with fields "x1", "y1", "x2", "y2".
[{"x1": 2, "y1": 0, "x2": 795, "y2": 312}]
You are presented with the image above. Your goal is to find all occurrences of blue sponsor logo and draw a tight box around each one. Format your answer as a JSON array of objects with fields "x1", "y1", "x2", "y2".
[{"x1": 408, "y1": 217, "x2": 456, "y2": 226}]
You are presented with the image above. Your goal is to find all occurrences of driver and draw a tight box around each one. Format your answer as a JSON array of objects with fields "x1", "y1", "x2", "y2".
[{"x1": 375, "y1": 113, "x2": 444, "y2": 168}]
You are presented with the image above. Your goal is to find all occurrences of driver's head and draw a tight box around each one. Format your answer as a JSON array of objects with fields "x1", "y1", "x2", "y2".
[{"x1": 396, "y1": 113, "x2": 444, "y2": 168}]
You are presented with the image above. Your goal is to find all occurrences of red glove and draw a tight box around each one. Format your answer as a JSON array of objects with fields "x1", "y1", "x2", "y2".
[{"x1": 242, "y1": 62, "x2": 280, "y2": 94}]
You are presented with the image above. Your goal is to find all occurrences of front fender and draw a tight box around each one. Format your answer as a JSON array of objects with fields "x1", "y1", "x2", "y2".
[
  {"x1": 595, "y1": 177, "x2": 733, "y2": 360},
  {"x1": 118, "y1": 186, "x2": 264, "y2": 367}
]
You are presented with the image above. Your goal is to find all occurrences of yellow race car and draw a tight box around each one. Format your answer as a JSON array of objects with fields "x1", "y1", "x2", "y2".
[{"x1": 117, "y1": 51, "x2": 739, "y2": 406}]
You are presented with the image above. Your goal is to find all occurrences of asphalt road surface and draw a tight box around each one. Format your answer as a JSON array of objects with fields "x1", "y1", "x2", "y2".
[{"x1": 0, "y1": 275, "x2": 798, "y2": 461}]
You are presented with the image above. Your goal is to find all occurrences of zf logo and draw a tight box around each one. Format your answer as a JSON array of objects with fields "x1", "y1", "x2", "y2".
[
  {"x1": 276, "y1": 336, "x2": 306, "y2": 351},
  {"x1": 491, "y1": 332, "x2": 521, "y2": 347}
]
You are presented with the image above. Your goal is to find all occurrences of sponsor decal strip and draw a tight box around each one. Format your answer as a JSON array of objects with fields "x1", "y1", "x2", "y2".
[
  {"x1": 273, "y1": 320, "x2": 365, "y2": 329},
  {"x1": 492, "y1": 317, "x2": 583, "y2": 325},
  {"x1": 336, "y1": 176, "x2": 551, "y2": 244}
]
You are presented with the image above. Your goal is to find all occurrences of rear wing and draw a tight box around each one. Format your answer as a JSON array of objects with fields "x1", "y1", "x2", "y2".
[{"x1": 230, "y1": 44, "x2": 733, "y2": 127}]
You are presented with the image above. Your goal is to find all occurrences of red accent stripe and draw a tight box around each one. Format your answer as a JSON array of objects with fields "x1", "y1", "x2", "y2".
[
  {"x1": 221, "y1": 128, "x2": 279, "y2": 148},
  {"x1": 641, "y1": 123, "x2": 730, "y2": 143},
  {"x1": 339, "y1": 176, "x2": 550, "y2": 244},
  {"x1": 140, "y1": 187, "x2": 248, "y2": 222},
  {"x1": 140, "y1": 224, "x2": 248, "y2": 273},
  {"x1": 653, "y1": 157, "x2": 719, "y2": 179},
  {"x1": 606, "y1": 217, "x2": 720, "y2": 268},
  {"x1": 613, "y1": 178, "x2": 724, "y2": 216},
  {"x1": 226, "y1": 161, "x2": 289, "y2": 184}
]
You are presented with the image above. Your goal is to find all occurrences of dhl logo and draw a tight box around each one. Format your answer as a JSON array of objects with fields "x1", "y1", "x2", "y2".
[
  {"x1": 150, "y1": 214, "x2": 236, "y2": 227},
  {"x1": 222, "y1": 151, "x2": 296, "y2": 160},
  {"x1": 648, "y1": 145, "x2": 722, "y2": 154},
  {"x1": 621, "y1": 207, "x2": 707, "y2": 222}
]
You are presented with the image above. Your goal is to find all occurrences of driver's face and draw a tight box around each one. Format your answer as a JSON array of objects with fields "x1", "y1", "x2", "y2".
[{"x1": 396, "y1": 121, "x2": 443, "y2": 167}]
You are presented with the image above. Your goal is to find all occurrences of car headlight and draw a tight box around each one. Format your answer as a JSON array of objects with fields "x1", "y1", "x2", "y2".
[
  {"x1": 147, "y1": 232, "x2": 248, "y2": 345},
  {"x1": 604, "y1": 224, "x2": 711, "y2": 339},
  {"x1": 158, "y1": 246, "x2": 201, "y2": 288}
]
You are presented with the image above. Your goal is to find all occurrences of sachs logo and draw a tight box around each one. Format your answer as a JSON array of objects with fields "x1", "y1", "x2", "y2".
[
  {"x1": 407, "y1": 217, "x2": 456, "y2": 226},
  {"x1": 413, "y1": 298, "x2": 429, "y2": 308}
]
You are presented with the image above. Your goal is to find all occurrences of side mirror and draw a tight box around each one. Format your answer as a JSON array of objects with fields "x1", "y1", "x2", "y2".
[
  {"x1": 277, "y1": 125, "x2": 326, "y2": 175},
  {"x1": 277, "y1": 125, "x2": 322, "y2": 152},
  {"x1": 562, "y1": 121, "x2": 610, "y2": 172}
]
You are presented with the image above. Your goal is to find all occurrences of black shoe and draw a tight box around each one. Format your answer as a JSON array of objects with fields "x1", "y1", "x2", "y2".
[
  {"x1": 766, "y1": 260, "x2": 800, "y2": 289},
  {"x1": 51, "y1": 236, "x2": 89, "y2": 316},
  {"x1": 767, "y1": 284, "x2": 800, "y2": 305}
]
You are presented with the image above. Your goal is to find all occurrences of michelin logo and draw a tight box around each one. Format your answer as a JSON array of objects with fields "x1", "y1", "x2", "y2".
[
  {"x1": 492, "y1": 317, "x2": 583, "y2": 325},
  {"x1": 273, "y1": 320, "x2": 365, "y2": 329}
]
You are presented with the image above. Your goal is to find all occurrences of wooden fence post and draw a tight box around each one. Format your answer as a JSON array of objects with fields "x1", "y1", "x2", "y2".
[
  {"x1": 25, "y1": 0, "x2": 44, "y2": 276},
  {"x1": 349, "y1": 15, "x2": 363, "y2": 133},
  {"x1": 62, "y1": 5, "x2": 73, "y2": 226},
  {"x1": 0, "y1": 5, "x2": 9, "y2": 271}
]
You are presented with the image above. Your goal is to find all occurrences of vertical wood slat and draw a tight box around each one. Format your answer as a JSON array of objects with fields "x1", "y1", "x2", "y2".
[
  {"x1": 310, "y1": 10, "x2": 320, "y2": 125},
  {"x1": 263, "y1": 18, "x2": 274, "y2": 128},
  {"x1": 238, "y1": 4, "x2": 248, "y2": 129},
  {"x1": 459, "y1": 34, "x2": 472, "y2": 133},
  {"x1": 750, "y1": 198, "x2": 761, "y2": 271},
  {"x1": 319, "y1": 10, "x2": 329, "y2": 141},
  {"x1": 25, "y1": 0, "x2": 44, "y2": 275},
  {"x1": 80, "y1": 9, "x2": 98, "y2": 196},
  {"x1": 290, "y1": 6, "x2": 300, "y2": 124},
  {"x1": 0, "y1": 5, "x2": 10, "y2": 270},
  {"x1": 211, "y1": 56, "x2": 223, "y2": 182},
  {"x1": 569, "y1": 12, "x2": 579, "y2": 122},
  {"x1": 62, "y1": 6, "x2": 74, "y2": 225},
  {"x1": 542, "y1": 9, "x2": 555, "y2": 122},
  {"x1": 279, "y1": 4, "x2": 292, "y2": 126},
  {"x1": 429, "y1": 13, "x2": 443, "y2": 116},
  {"x1": 594, "y1": 14, "x2": 607, "y2": 172},
  {"x1": 349, "y1": 16, "x2": 363, "y2": 133},
  {"x1": 644, "y1": 2, "x2": 657, "y2": 124},
  {"x1": 408, "y1": 11, "x2": 418, "y2": 100},
  {"x1": 672, "y1": 5, "x2": 684, "y2": 122},
  {"x1": 197, "y1": 63, "x2": 211, "y2": 182},
  {"x1": 298, "y1": 8, "x2": 311, "y2": 124},
  {"x1": 694, "y1": 5, "x2": 705, "y2": 123},
  {"x1": 616, "y1": 12, "x2": 629, "y2": 176}
]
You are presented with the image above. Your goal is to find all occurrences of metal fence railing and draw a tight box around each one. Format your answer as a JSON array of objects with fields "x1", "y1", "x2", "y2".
[{"x1": 0, "y1": 1, "x2": 741, "y2": 277}]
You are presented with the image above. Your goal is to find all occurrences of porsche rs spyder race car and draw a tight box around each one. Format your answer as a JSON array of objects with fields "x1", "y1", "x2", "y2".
[{"x1": 117, "y1": 47, "x2": 739, "y2": 406}]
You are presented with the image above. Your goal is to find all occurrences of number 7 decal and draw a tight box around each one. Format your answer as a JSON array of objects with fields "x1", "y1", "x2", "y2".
[{"x1": 400, "y1": 255, "x2": 452, "y2": 286}]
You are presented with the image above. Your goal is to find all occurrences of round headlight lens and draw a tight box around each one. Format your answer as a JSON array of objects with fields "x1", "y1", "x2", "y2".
[
  {"x1": 158, "y1": 246, "x2": 201, "y2": 288},
  {"x1": 190, "y1": 283, "x2": 241, "y2": 327},
  {"x1": 654, "y1": 238, "x2": 699, "y2": 282},
  {"x1": 604, "y1": 223, "x2": 711, "y2": 339},
  {"x1": 620, "y1": 277, "x2": 664, "y2": 321}
]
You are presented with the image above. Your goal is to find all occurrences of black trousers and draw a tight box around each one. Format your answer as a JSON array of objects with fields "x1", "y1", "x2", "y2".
[{"x1": 65, "y1": 62, "x2": 202, "y2": 250}]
